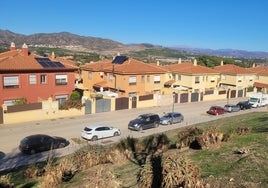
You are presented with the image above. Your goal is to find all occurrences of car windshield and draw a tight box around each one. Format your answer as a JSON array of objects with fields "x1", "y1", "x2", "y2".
[
  {"x1": 249, "y1": 98, "x2": 258, "y2": 102},
  {"x1": 163, "y1": 113, "x2": 172, "y2": 118},
  {"x1": 84, "y1": 127, "x2": 93, "y2": 131},
  {"x1": 21, "y1": 137, "x2": 30, "y2": 144},
  {"x1": 137, "y1": 115, "x2": 146, "y2": 120}
]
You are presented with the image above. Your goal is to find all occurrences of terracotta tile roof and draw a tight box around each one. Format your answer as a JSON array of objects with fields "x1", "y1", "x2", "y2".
[
  {"x1": 214, "y1": 64, "x2": 254, "y2": 75},
  {"x1": 93, "y1": 81, "x2": 109, "y2": 88},
  {"x1": 164, "y1": 62, "x2": 219, "y2": 74},
  {"x1": 253, "y1": 81, "x2": 268, "y2": 88},
  {"x1": 81, "y1": 58, "x2": 166, "y2": 74},
  {"x1": 248, "y1": 66, "x2": 268, "y2": 76},
  {"x1": 0, "y1": 49, "x2": 78, "y2": 72}
]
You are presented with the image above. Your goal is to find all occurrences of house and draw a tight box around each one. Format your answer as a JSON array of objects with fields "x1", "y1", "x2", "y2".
[
  {"x1": 214, "y1": 61, "x2": 255, "y2": 96},
  {"x1": 0, "y1": 42, "x2": 78, "y2": 106},
  {"x1": 163, "y1": 59, "x2": 220, "y2": 93},
  {"x1": 79, "y1": 56, "x2": 166, "y2": 97},
  {"x1": 248, "y1": 65, "x2": 268, "y2": 93}
]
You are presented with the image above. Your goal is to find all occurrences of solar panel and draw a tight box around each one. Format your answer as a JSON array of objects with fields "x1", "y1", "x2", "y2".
[
  {"x1": 112, "y1": 56, "x2": 128, "y2": 64},
  {"x1": 35, "y1": 58, "x2": 65, "y2": 68}
]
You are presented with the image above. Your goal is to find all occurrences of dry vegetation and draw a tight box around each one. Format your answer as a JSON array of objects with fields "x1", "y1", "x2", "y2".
[{"x1": 0, "y1": 112, "x2": 268, "y2": 188}]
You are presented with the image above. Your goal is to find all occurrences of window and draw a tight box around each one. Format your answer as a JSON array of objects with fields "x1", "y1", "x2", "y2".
[
  {"x1": 3, "y1": 99, "x2": 15, "y2": 106},
  {"x1": 29, "y1": 75, "x2": 37, "y2": 85},
  {"x1": 109, "y1": 74, "x2": 114, "y2": 81},
  {"x1": 147, "y1": 75, "x2": 150, "y2": 82},
  {"x1": 88, "y1": 72, "x2": 92, "y2": 80},
  {"x1": 129, "y1": 76, "x2": 136, "y2": 85},
  {"x1": 210, "y1": 77, "x2": 215, "y2": 83},
  {"x1": 154, "y1": 75, "x2": 160, "y2": 84},
  {"x1": 3, "y1": 76, "x2": 19, "y2": 89},
  {"x1": 41, "y1": 75, "x2": 47, "y2": 84},
  {"x1": 55, "y1": 75, "x2": 67, "y2": 85},
  {"x1": 55, "y1": 95, "x2": 68, "y2": 105},
  {"x1": 177, "y1": 74, "x2": 181, "y2": 81},
  {"x1": 195, "y1": 76, "x2": 200, "y2": 84},
  {"x1": 238, "y1": 76, "x2": 242, "y2": 82},
  {"x1": 141, "y1": 75, "x2": 145, "y2": 83}
]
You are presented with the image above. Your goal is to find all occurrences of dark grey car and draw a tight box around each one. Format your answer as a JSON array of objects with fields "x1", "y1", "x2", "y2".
[
  {"x1": 160, "y1": 112, "x2": 184, "y2": 125},
  {"x1": 19, "y1": 134, "x2": 69, "y2": 154},
  {"x1": 128, "y1": 113, "x2": 160, "y2": 131}
]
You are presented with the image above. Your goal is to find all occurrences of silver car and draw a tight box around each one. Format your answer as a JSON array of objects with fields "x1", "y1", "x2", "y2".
[{"x1": 160, "y1": 112, "x2": 184, "y2": 125}]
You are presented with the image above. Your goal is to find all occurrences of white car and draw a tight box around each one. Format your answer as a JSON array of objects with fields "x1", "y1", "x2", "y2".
[{"x1": 81, "y1": 125, "x2": 121, "y2": 141}]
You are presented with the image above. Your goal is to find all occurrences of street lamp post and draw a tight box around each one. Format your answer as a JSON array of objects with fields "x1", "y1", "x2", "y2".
[
  {"x1": 172, "y1": 92, "x2": 175, "y2": 113},
  {"x1": 227, "y1": 89, "x2": 230, "y2": 104}
]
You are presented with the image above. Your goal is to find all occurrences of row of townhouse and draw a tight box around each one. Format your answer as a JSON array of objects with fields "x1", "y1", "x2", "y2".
[
  {"x1": 1, "y1": 42, "x2": 268, "y2": 108},
  {"x1": 78, "y1": 56, "x2": 268, "y2": 100}
]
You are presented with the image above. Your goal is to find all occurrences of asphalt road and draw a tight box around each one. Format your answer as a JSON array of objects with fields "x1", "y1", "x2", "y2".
[{"x1": 0, "y1": 97, "x2": 266, "y2": 171}]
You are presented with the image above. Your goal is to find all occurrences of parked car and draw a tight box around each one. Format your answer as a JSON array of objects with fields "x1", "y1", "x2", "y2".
[
  {"x1": 206, "y1": 106, "x2": 225, "y2": 115},
  {"x1": 19, "y1": 134, "x2": 69, "y2": 154},
  {"x1": 160, "y1": 112, "x2": 184, "y2": 125},
  {"x1": 224, "y1": 104, "x2": 241, "y2": 112},
  {"x1": 236, "y1": 101, "x2": 252, "y2": 110},
  {"x1": 81, "y1": 125, "x2": 121, "y2": 141},
  {"x1": 128, "y1": 113, "x2": 160, "y2": 131}
]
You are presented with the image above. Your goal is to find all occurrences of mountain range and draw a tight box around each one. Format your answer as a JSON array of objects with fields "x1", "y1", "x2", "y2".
[{"x1": 0, "y1": 29, "x2": 267, "y2": 59}]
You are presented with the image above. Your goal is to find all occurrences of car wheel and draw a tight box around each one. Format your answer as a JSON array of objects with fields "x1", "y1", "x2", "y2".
[
  {"x1": 91, "y1": 136, "x2": 98, "y2": 141},
  {"x1": 216, "y1": 112, "x2": 219, "y2": 116},
  {"x1": 154, "y1": 122, "x2": 159, "y2": 128},
  {"x1": 114, "y1": 132, "x2": 120, "y2": 136},
  {"x1": 168, "y1": 121, "x2": 172, "y2": 125},
  {"x1": 138, "y1": 126, "x2": 143, "y2": 131},
  {"x1": 30, "y1": 149, "x2": 36, "y2": 155}
]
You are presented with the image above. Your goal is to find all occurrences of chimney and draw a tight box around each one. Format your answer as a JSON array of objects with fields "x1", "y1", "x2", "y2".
[
  {"x1": 51, "y1": 51, "x2": 56, "y2": 59},
  {"x1": 220, "y1": 60, "x2": 224, "y2": 66},
  {"x1": 252, "y1": 63, "x2": 256, "y2": 68},
  {"x1": 10, "y1": 42, "x2": 16, "y2": 51},
  {"x1": 178, "y1": 58, "x2": 181, "y2": 64},
  {"x1": 22, "y1": 43, "x2": 29, "y2": 56},
  {"x1": 157, "y1": 60, "x2": 160, "y2": 66},
  {"x1": 193, "y1": 59, "x2": 197, "y2": 66}
]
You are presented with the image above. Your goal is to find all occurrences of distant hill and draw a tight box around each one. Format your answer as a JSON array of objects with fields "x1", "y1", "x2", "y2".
[
  {"x1": 0, "y1": 30, "x2": 151, "y2": 55},
  {"x1": 0, "y1": 29, "x2": 268, "y2": 59},
  {"x1": 169, "y1": 46, "x2": 268, "y2": 59}
]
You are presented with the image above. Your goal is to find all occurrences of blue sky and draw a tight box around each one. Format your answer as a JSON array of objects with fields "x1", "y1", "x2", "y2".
[{"x1": 1, "y1": 0, "x2": 268, "y2": 52}]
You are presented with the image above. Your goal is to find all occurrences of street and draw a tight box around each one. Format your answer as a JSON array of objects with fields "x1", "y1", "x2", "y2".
[{"x1": 0, "y1": 97, "x2": 265, "y2": 171}]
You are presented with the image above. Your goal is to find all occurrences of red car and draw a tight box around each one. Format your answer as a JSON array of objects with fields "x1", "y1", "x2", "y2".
[{"x1": 207, "y1": 106, "x2": 225, "y2": 115}]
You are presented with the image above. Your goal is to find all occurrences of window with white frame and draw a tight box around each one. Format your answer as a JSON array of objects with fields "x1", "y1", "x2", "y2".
[
  {"x1": 29, "y1": 75, "x2": 37, "y2": 85},
  {"x1": 109, "y1": 74, "x2": 114, "y2": 81},
  {"x1": 55, "y1": 95, "x2": 68, "y2": 105},
  {"x1": 3, "y1": 76, "x2": 19, "y2": 89},
  {"x1": 154, "y1": 75, "x2": 160, "y2": 84},
  {"x1": 55, "y1": 75, "x2": 67, "y2": 85},
  {"x1": 40, "y1": 75, "x2": 47, "y2": 84},
  {"x1": 129, "y1": 76, "x2": 136, "y2": 85},
  {"x1": 3, "y1": 99, "x2": 15, "y2": 106},
  {"x1": 210, "y1": 77, "x2": 215, "y2": 82}
]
